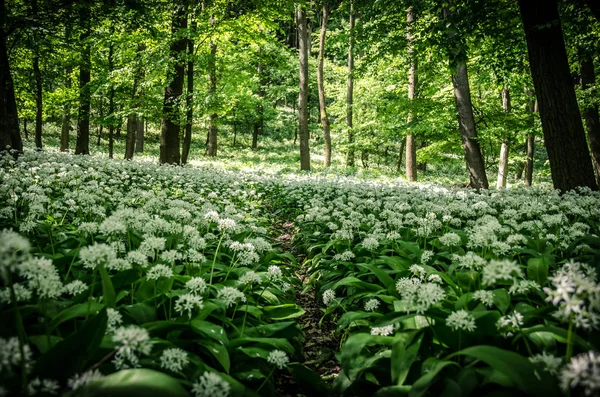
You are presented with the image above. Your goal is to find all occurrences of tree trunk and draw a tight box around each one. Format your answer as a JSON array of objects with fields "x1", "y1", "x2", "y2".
[
  {"x1": 182, "y1": 18, "x2": 195, "y2": 165},
  {"x1": 160, "y1": 2, "x2": 187, "y2": 164},
  {"x1": 523, "y1": 92, "x2": 536, "y2": 186},
  {"x1": 33, "y1": 53, "x2": 43, "y2": 150},
  {"x1": 252, "y1": 57, "x2": 263, "y2": 150},
  {"x1": 125, "y1": 44, "x2": 144, "y2": 160},
  {"x1": 578, "y1": 52, "x2": 600, "y2": 187},
  {"x1": 206, "y1": 15, "x2": 218, "y2": 157},
  {"x1": 135, "y1": 120, "x2": 144, "y2": 152},
  {"x1": 405, "y1": 6, "x2": 417, "y2": 181},
  {"x1": 75, "y1": 0, "x2": 91, "y2": 155},
  {"x1": 518, "y1": 0, "x2": 597, "y2": 191},
  {"x1": 125, "y1": 114, "x2": 136, "y2": 159},
  {"x1": 108, "y1": 42, "x2": 115, "y2": 158},
  {"x1": 397, "y1": 137, "x2": 406, "y2": 172},
  {"x1": 297, "y1": 4, "x2": 310, "y2": 171},
  {"x1": 24, "y1": 119, "x2": 28, "y2": 140},
  {"x1": 96, "y1": 97, "x2": 103, "y2": 146},
  {"x1": 496, "y1": 87, "x2": 511, "y2": 189},
  {"x1": 346, "y1": 1, "x2": 355, "y2": 167},
  {"x1": 317, "y1": 4, "x2": 331, "y2": 167},
  {"x1": 60, "y1": 65, "x2": 72, "y2": 151}
]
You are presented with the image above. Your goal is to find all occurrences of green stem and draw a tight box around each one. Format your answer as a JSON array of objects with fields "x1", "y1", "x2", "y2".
[
  {"x1": 256, "y1": 367, "x2": 275, "y2": 393},
  {"x1": 86, "y1": 270, "x2": 97, "y2": 320},
  {"x1": 209, "y1": 233, "x2": 225, "y2": 285},
  {"x1": 566, "y1": 314, "x2": 574, "y2": 362}
]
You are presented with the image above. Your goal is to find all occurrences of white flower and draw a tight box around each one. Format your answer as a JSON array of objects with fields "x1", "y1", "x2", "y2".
[
  {"x1": 217, "y1": 287, "x2": 246, "y2": 308},
  {"x1": 481, "y1": 259, "x2": 523, "y2": 287},
  {"x1": 453, "y1": 251, "x2": 486, "y2": 270},
  {"x1": 217, "y1": 218, "x2": 238, "y2": 232},
  {"x1": 371, "y1": 325, "x2": 394, "y2": 336},
  {"x1": 267, "y1": 350, "x2": 289, "y2": 369},
  {"x1": 497, "y1": 311, "x2": 524, "y2": 336},
  {"x1": 439, "y1": 232, "x2": 461, "y2": 247},
  {"x1": 112, "y1": 325, "x2": 152, "y2": 369},
  {"x1": 409, "y1": 265, "x2": 427, "y2": 279},
  {"x1": 322, "y1": 289, "x2": 336, "y2": 306},
  {"x1": 146, "y1": 264, "x2": 174, "y2": 280},
  {"x1": 0, "y1": 229, "x2": 30, "y2": 274},
  {"x1": 529, "y1": 352, "x2": 562, "y2": 375},
  {"x1": 79, "y1": 243, "x2": 117, "y2": 270},
  {"x1": 0, "y1": 283, "x2": 31, "y2": 304},
  {"x1": 27, "y1": 378, "x2": 59, "y2": 395},
  {"x1": 175, "y1": 293, "x2": 204, "y2": 318},
  {"x1": 19, "y1": 257, "x2": 63, "y2": 299},
  {"x1": 473, "y1": 290, "x2": 494, "y2": 307},
  {"x1": 414, "y1": 283, "x2": 446, "y2": 314},
  {"x1": 509, "y1": 279, "x2": 540, "y2": 295},
  {"x1": 107, "y1": 308, "x2": 123, "y2": 333},
  {"x1": 364, "y1": 298, "x2": 380, "y2": 312},
  {"x1": 266, "y1": 265, "x2": 283, "y2": 282},
  {"x1": 160, "y1": 250, "x2": 182, "y2": 264},
  {"x1": 333, "y1": 251, "x2": 355, "y2": 261},
  {"x1": 238, "y1": 271, "x2": 262, "y2": 286},
  {"x1": 420, "y1": 250, "x2": 434, "y2": 265},
  {"x1": 446, "y1": 310, "x2": 476, "y2": 332},
  {"x1": 560, "y1": 351, "x2": 600, "y2": 396},
  {"x1": 160, "y1": 348, "x2": 189, "y2": 372},
  {"x1": 0, "y1": 337, "x2": 32, "y2": 373},
  {"x1": 186, "y1": 277, "x2": 207, "y2": 295},
  {"x1": 362, "y1": 236, "x2": 379, "y2": 250},
  {"x1": 68, "y1": 369, "x2": 103, "y2": 390},
  {"x1": 427, "y1": 274, "x2": 442, "y2": 284},
  {"x1": 192, "y1": 371, "x2": 231, "y2": 397}
]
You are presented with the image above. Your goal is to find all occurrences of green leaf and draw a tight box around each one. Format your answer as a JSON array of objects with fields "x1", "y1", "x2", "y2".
[
  {"x1": 190, "y1": 319, "x2": 229, "y2": 345},
  {"x1": 242, "y1": 321, "x2": 300, "y2": 339},
  {"x1": 28, "y1": 335, "x2": 63, "y2": 354},
  {"x1": 409, "y1": 358, "x2": 459, "y2": 397},
  {"x1": 288, "y1": 363, "x2": 330, "y2": 396},
  {"x1": 230, "y1": 337, "x2": 294, "y2": 354},
  {"x1": 492, "y1": 289, "x2": 510, "y2": 313},
  {"x1": 49, "y1": 302, "x2": 104, "y2": 330},
  {"x1": 33, "y1": 307, "x2": 108, "y2": 381},
  {"x1": 197, "y1": 339, "x2": 231, "y2": 373},
  {"x1": 124, "y1": 303, "x2": 157, "y2": 324},
  {"x1": 98, "y1": 265, "x2": 116, "y2": 308},
  {"x1": 263, "y1": 304, "x2": 305, "y2": 320},
  {"x1": 69, "y1": 369, "x2": 189, "y2": 397},
  {"x1": 332, "y1": 276, "x2": 383, "y2": 292},
  {"x1": 337, "y1": 311, "x2": 382, "y2": 331},
  {"x1": 527, "y1": 257, "x2": 548, "y2": 285},
  {"x1": 359, "y1": 262, "x2": 395, "y2": 289},
  {"x1": 392, "y1": 333, "x2": 422, "y2": 386}
]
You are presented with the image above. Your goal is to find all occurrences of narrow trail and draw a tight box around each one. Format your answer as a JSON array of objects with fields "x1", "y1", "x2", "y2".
[{"x1": 272, "y1": 220, "x2": 340, "y2": 396}]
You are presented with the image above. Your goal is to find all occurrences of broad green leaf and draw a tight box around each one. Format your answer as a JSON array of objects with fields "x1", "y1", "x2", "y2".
[
  {"x1": 49, "y1": 302, "x2": 104, "y2": 330},
  {"x1": 230, "y1": 337, "x2": 294, "y2": 354},
  {"x1": 197, "y1": 339, "x2": 231, "y2": 373},
  {"x1": 98, "y1": 265, "x2": 116, "y2": 308},
  {"x1": 409, "y1": 358, "x2": 459, "y2": 397},
  {"x1": 28, "y1": 335, "x2": 63, "y2": 354},
  {"x1": 492, "y1": 289, "x2": 510, "y2": 313},
  {"x1": 263, "y1": 304, "x2": 305, "y2": 320},
  {"x1": 392, "y1": 333, "x2": 422, "y2": 386},
  {"x1": 527, "y1": 257, "x2": 548, "y2": 285},
  {"x1": 288, "y1": 363, "x2": 330, "y2": 396},
  {"x1": 124, "y1": 302, "x2": 157, "y2": 324}
]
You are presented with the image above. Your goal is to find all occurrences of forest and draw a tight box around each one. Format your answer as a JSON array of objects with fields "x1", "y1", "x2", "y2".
[{"x1": 1, "y1": 0, "x2": 600, "y2": 396}]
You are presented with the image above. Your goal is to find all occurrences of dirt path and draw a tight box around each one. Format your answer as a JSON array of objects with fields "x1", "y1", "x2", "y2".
[{"x1": 273, "y1": 221, "x2": 340, "y2": 396}]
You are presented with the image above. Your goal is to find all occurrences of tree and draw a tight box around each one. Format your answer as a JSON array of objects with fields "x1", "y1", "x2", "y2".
[
  {"x1": 75, "y1": 0, "x2": 91, "y2": 155},
  {"x1": 160, "y1": 2, "x2": 187, "y2": 165},
  {"x1": 0, "y1": 0, "x2": 23, "y2": 152},
  {"x1": 317, "y1": 2, "x2": 332, "y2": 167},
  {"x1": 297, "y1": 3, "x2": 310, "y2": 171},
  {"x1": 405, "y1": 4, "x2": 417, "y2": 182},
  {"x1": 182, "y1": 14, "x2": 196, "y2": 165},
  {"x1": 578, "y1": 51, "x2": 600, "y2": 186},
  {"x1": 496, "y1": 86, "x2": 510, "y2": 189},
  {"x1": 206, "y1": 13, "x2": 218, "y2": 157},
  {"x1": 518, "y1": 0, "x2": 597, "y2": 191},
  {"x1": 346, "y1": 0, "x2": 355, "y2": 167}
]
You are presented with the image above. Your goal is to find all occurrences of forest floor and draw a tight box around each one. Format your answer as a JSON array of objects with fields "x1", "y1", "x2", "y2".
[{"x1": 272, "y1": 221, "x2": 341, "y2": 396}]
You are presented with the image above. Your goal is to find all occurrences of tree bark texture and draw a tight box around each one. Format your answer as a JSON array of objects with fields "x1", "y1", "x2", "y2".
[
  {"x1": 125, "y1": 44, "x2": 145, "y2": 160},
  {"x1": 297, "y1": 5, "x2": 310, "y2": 171},
  {"x1": 182, "y1": 19, "x2": 195, "y2": 164},
  {"x1": 346, "y1": 1, "x2": 355, "y2": 167},
  {"x1": 33, "y1": 54, "x2": 42, "y2": 150},
  {"x1": 206, "y1": 14, "x2": 218, "y2": 157},
  {"x1": 135, "y1": 120, "x2": 144, "y2": 152},
  {"x1": 75, "y1": 0, "x2": 91, "y2": 155},
  {"x1": 108, "y1": 42, "x2": 115, "y2": 158},
  {"x1": 518, "y1": 0, "x2": 598, "y2": 191},
  {"x1": 160, "y1": 3, "x2": 187, "y2": 164},
  {"x1": 317, "y1": 4, "x2": 331, "y2": 167},
  {"x1": 0, "y1": 0, "x2": 22, "y2": 152},
  {"x1": 578, "y1": 52, "x2": 600, "y2": 187},
  {"x1": 524, "y1": 93, "x2": 536, "y2": 187},
  {"x1": 496, "y1": 87, "x2": 510, "y2": 189},
  {"x1": 405, "y1": 6, "x2": 417, "y2": 181},
  {"x1": 60, "y1": 66, "x2": 71, "y2": 151}
]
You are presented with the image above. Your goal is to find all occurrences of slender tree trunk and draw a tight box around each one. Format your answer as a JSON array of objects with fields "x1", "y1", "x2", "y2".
[
  {"x1": 206, "y1": 15, "x2": 218, "y2": 157},
  {"x1": 405, "y1": 6, "x2": 417, "y2": 181},
  {"x1": 297, "y1": 4, "x2": 310, "y2": 171},
  {"x1": 75, "y1": 0, "x2": 91, "y2": 155},
  {"x1": 125, "y1": 44, "x2": 144, "y2": 160},
  {"x1": 33, "y1": 56, "x2": 42, "y2": 150},
  {"x1": 252, "y1": 56, "x2": 263, "y2": 150},
  {"x1": 518, "y1": 0, "x2": 597, "y2": 191},
  {"x1": 108, "y1": 42, "x2": 115, "y2": 158},
  {"x1": 24, "y1": 119, "x2": 28, "y2": 140},
  {"x1": 578, "y1": 51, "x2": 600, "y2": 186},
  {"x1": 125, "y1": 114, "x2": 136, "y2": 159},
  {"x1": 523, "y1": 92, "x2": 536, "y2": 186},
  {"x1": 160, "y1": 2, "x2": 187, "y2": 164},
  {"x1": 397, "y1": 137, "x2": 406, "y2": 172},
  {"x1": 182, "y1": 18, "x2": 195, "y2": 165},
  {"x1": 346, "y1": 0, "x2": 355, "y2": 167},
  {"x1": 496, "y1": 87, "x2": 510, "y2": 189},
  {"x1": 135, "y1": 120, "x2": 144, "y2": 152},
  {"x1": 60, "y1": 66, "x2": 71, "y2": 151},
  {"x1": 317, "y1": 4, "x2": 331, "y2": 166},
  {"x1": 96, "y1": 97, "x2": 103, "y2": 145}
]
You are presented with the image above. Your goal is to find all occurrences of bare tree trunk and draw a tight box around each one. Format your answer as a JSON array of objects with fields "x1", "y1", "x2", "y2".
[
  {"x1": 252, "y1": 56, "x2": 263, "y2": 150},
  {"x1": 75, "y1": 0, "x2": 91, "y2": 155},
  {"x1": 397, "y1": 137, "x2": 406, "y2": 172},
  {"x1": 346, "y1": 0, "x2": 355, "y2": 167},
  {"x1": 108, "y1": 42, "x2": 115, "y2": 158},
  {"x1": 135, "y1": 120, "x2": 144, "y2": 152},
  {"x1": 578, "y1": 51, "x2": 600, "y2": 186},
  {"x1": 317, "y1": 4, "x2": 331, "y2": 166},
  {"x1": 160, "y1": 2, "x2": 187, "y2": 164},
  {"x1": 518, "y1": 0, "x2": 597, "y2": 191},
  {"x1": 297, "y1": 4, "x2": 310, "y2": 171},
  {"x1": 206, "y1": 15, "x2": 218, "y2": 157},
  {"x1": 496, "y1": 87, "x2": 510, "y2": 189},
  {"x1": 125, "y1": 114, "x2": 136, "y2": 159},
  {"x1": 125, "y1": 44, "x2": 144, "y2": 160},
  {"x1": 182, "y1": 18, "x2": 195, "y2": 165},
  {"x1": 24, "y1": 119, "x2": 28, "y2": 140},
  {"x1": 60, "y1": 68, "x2": 71, "y2": 152},
  {"x1": 524, "y1": 93, "x2": 536, "y2": 186},
  {"x1": 405, "y1": 6, "x2": 417, "y2": 181},
  {"x1": 96, "y1": 97, "x2": 103, "y2": 146},
  {"x1": 33, "y1": 54, "x2": 43, "y2": 150}
]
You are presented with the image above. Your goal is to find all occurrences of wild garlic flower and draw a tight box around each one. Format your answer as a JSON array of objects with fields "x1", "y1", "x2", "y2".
[
  {"x1": 543, "y1": 261, "x2": 600, "y2": 330},
  {"x1": 439, "y1": 232, "x2": 461, "y2": 247},
  {"x1": 473, "y1": 290, "x2": 494, "y2": 307},
  {"x1": 112, "y1": 325, "x2": 152, "y2": 369},
  {"x1": 560, "y1": 351, "x2": 600, "y2": 396},
  {"x1": 496, "y1": 311, "x2": 524, "y2": 337},
  {"x1": 106, "y1": 308, "x2": 123, "y2": 333},
  {"x1": 481, "y1": 259, "x2": 523, "y2": 287},
  {"x1": 364, "y1": 298, "x2": 380, "y2": 312},
  {"x1": 138, "y1": 236, "x2": 166, "y2": 257},
  {"x1": 266, "y1": 265, "x2": 283, "y2": 282},
  {"x1": 427, "y1": 274, "x2": 442, "y2": 284},
  {"x1": 509, "y1": 279, "x2": 540, "y2": 295},
  {"x1": 0, "y1": 283, "x2": 32, "y2": 304},
  {"x1": 238, "y1": 271, "x2": 262, "y2": 286},
  {"x1": 453, "y1": 251, "x2": 486, "y2": 271},
  {"x1": 371, "y1": 325, "x2": 394, "y2": 336},
  {"x1": 0, "y1": 229, "x2": 30, "y2": 275},
  {"x1": 362, "y1": 236, "x2": 380, "y2": 250},
  {"x1": 186, "y1": 277, "x2": 208, "y2": 295},
  {"x1": 27, "y1": 378, "x2": 60, "y2": 395},
  {"x1": 175, "y1": 293, "x2": 204, "y2": 318},
  {"x1": 68, "y1": 369, "x2": 104, "y2": 390},
  {"x1": 0, "y1": 337, "x2": 32, "y2": 373},
  {"x1": 79, "y1": 243, "x2": 117, "y2": 270},
  {"x1": 529, "y1": 352, "x2": 562, "y2": 375},
  {"x1": 396, "y1": 277, "x2": 421, "y2": 297},
  {"x1": 267, "y1": 350, "x2": 289, "y2": 369},
  {"x1": 160, "y1": 250, "x2": 182, "y2": 265},
  {"x1": 127, "y1": 250, "x2": 148, "y2": 267},
  {"x1": 192, "y1": 372, "x2": 231, "y2": 397},
  {"x1": 322, "y1": 289, "x2": 336, "y2": 306},
  {"x1": 19, "y1": 257, "x2": 63, "y2": 299},
  {"x1": 409, "y1": 265, "x2": 427, "y2": 279},
  {"x1": 217, "y1": 218, "x2": 238, "y2": 232},
  {"x1": 420, "y1": 250, "x2": 434, "y2": 265},
  {"x1": 333, "y1": 250, "x2": 355, "y2": 261},
  {"x1": 146, "y1": 264, "x2": 173, "y2": 280},
  {"x1": 446, "y1": 310, "x2": 476, "y2": 332},
  {"x1": 217, "y1": 287, "x2": 246, "y2": 308},
  {"x1": 160, "y1": 348, "x2": 189, "y2": 372}
]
